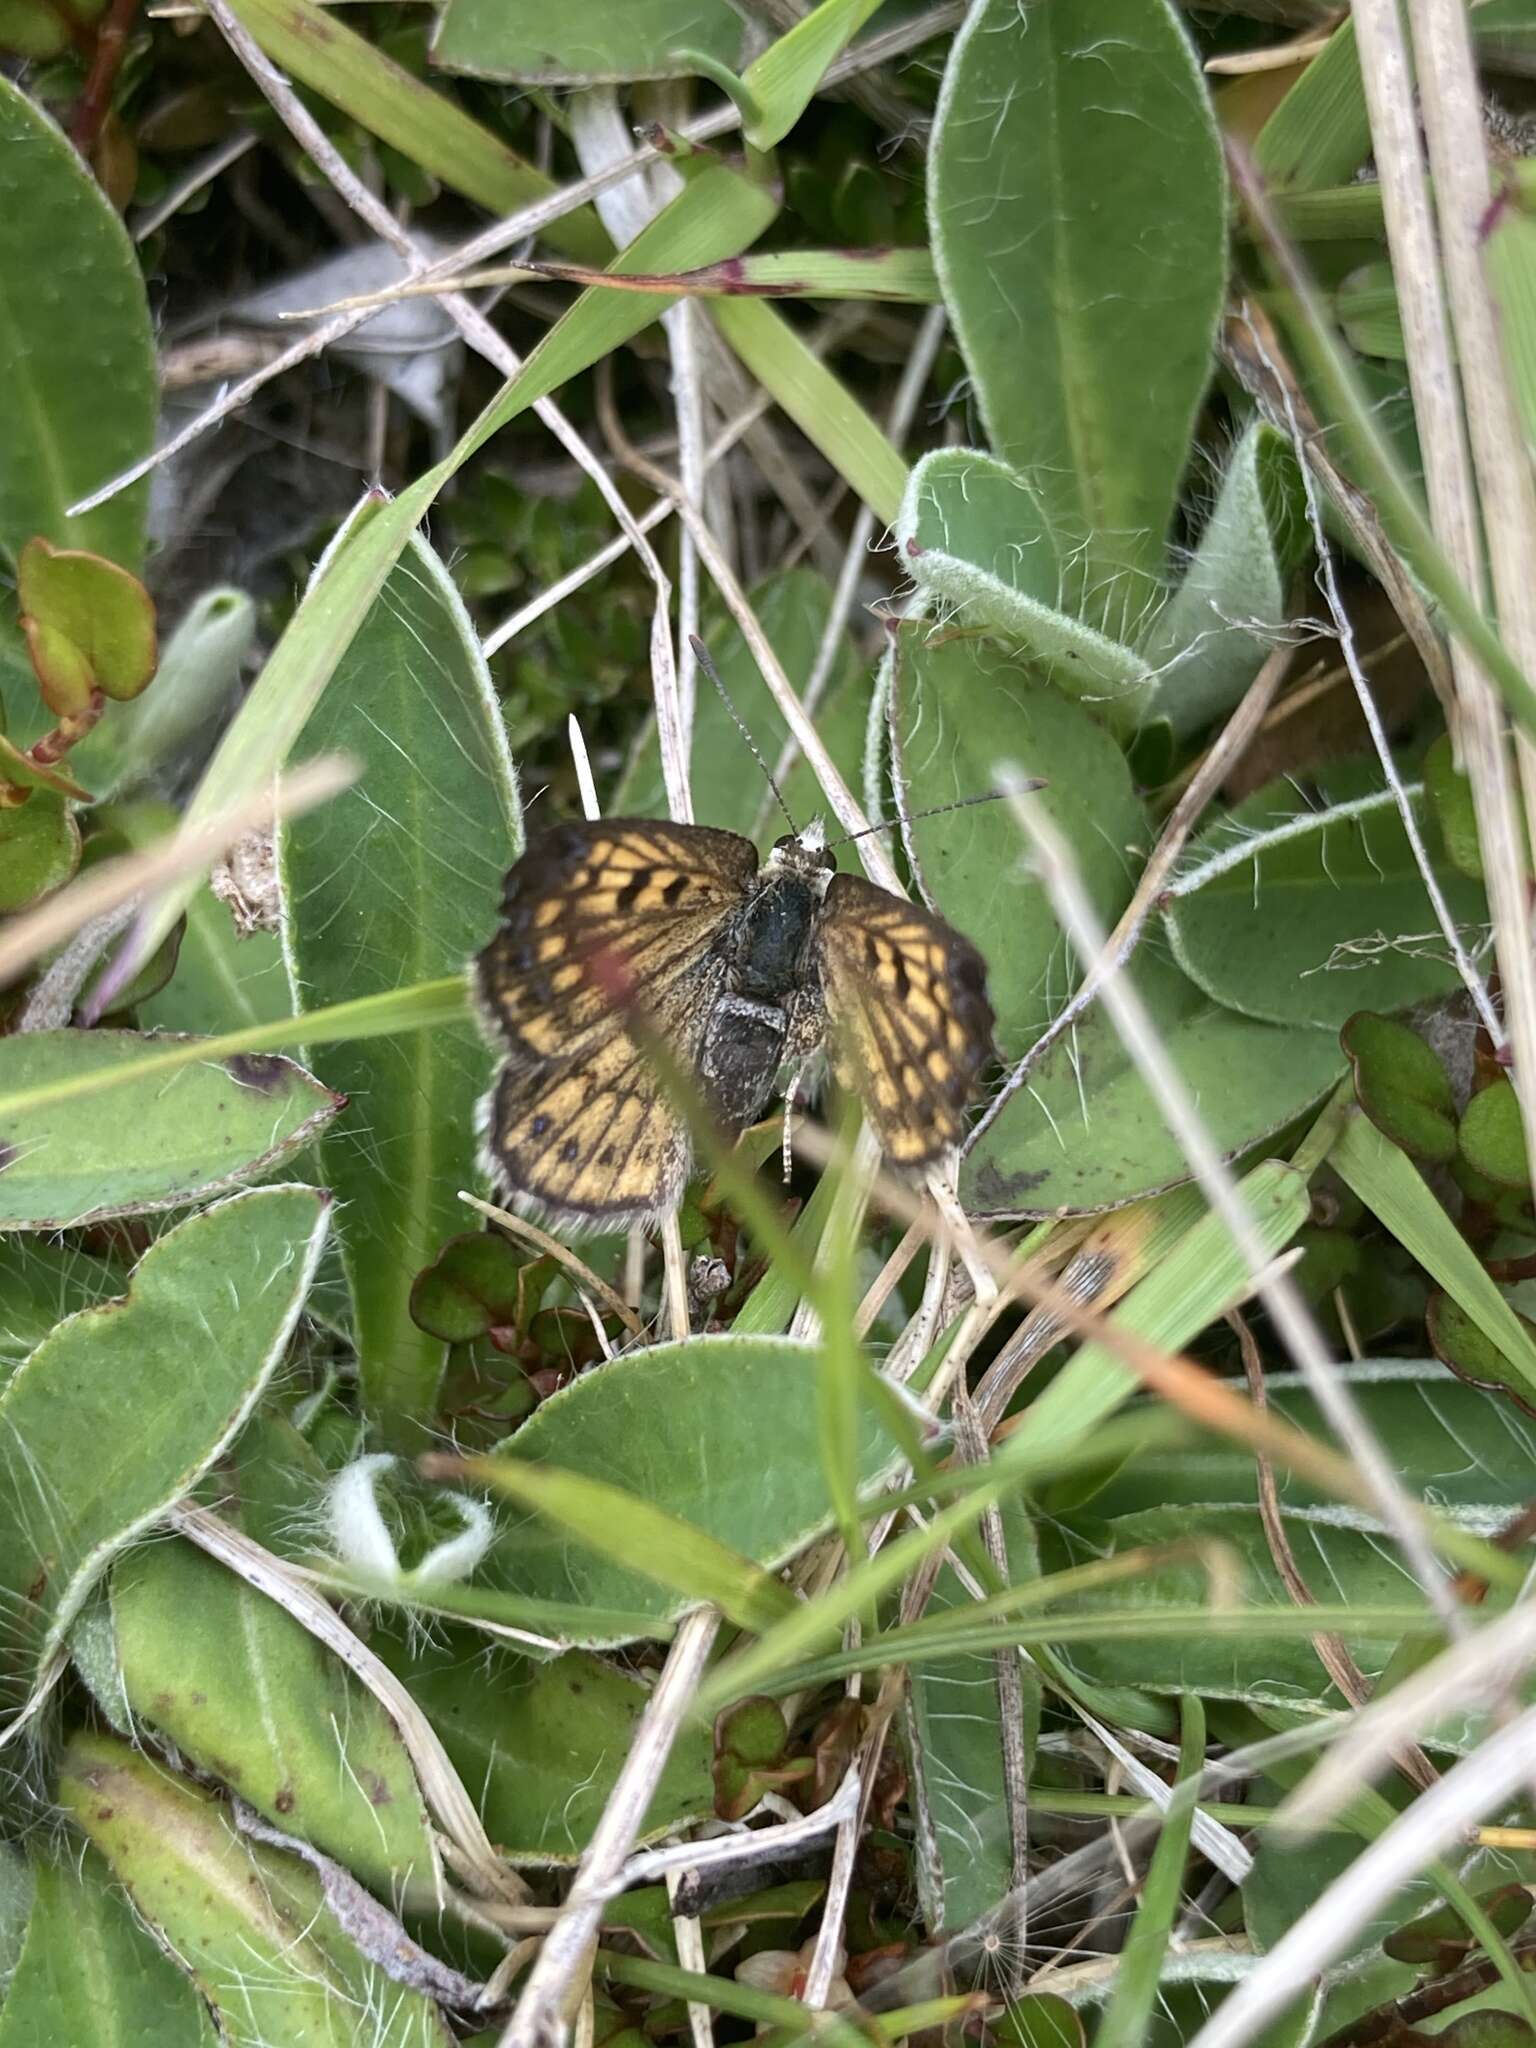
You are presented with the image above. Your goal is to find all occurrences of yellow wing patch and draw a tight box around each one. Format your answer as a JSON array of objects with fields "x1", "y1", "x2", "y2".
[
  {"x1": 475, "y1": 818, "x2": 759, "y2": 1224},
  {"x1": 816, "y1": 872, "x2": 994, "y2": 1169}
]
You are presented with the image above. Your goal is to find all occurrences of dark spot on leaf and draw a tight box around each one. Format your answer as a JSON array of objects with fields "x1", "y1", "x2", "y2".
[
  {"x1": 0, "y1": 1141, "x2": 15, "y2": 1174},
  {"x1": 970, "y1": 1160, "x2": 1051, "y2": 1205},
  {"x1": 274, "y1": 1785, "x2": 295, "y2": 1813},
  {"x1": 362, "y1": 1771, "x2": 392, "y2": 1806},
  {"x1": 224, "y1": 1053, "x2": 289, "y2": 1093}
]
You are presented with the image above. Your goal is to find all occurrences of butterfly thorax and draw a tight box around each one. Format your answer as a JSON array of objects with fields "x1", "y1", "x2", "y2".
[{"x1": 729, "y1": 870, "x2": 824, "y2": 999}]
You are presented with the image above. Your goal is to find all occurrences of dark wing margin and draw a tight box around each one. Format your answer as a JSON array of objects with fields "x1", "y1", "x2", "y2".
[{"x1": 816, "y1": 872, "x2": 994, "y2": 1167}]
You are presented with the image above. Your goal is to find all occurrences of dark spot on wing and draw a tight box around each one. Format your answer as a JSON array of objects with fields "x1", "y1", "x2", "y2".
[
  {"x1": 663, "y1": 874, "x2": 690, "y2": 906},
  {"x1": 600, "y1": 1147, "x2": 615, "y2": 1165},
  {"x1": 530, "y1": 1115, "x2": 551, "y2": 1137},
  {"x1": 618, "y1": 869, "x2": 653, "y2": 911},
  {"x1": 560, "y1": 1140, "x2": 579, "y2": 1162}
]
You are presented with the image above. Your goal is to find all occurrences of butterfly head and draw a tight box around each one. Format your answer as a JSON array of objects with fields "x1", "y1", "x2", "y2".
[{"x1": 764, "y1": 820, "x2": 837, "y2": 894}]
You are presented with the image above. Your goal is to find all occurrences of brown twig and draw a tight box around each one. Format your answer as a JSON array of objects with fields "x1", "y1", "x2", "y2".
[{"x1": 70, "y1": 0, "x2": 140, "y2": 157}]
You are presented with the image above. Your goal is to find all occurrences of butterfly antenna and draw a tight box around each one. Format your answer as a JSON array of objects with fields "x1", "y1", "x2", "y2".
[
  {"x1": 821, "y1": 786, "x2": 1045, "y2": 852},
  {"x1": 688, "y1": 633, "x2": 798, "y2": 836}
]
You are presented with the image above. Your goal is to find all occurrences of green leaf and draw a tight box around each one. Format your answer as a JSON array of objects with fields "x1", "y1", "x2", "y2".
[
  {"x1": 1041, "y1": 1504, "x2": 1434, "y2": 1713},
  {"x1": 1142, "y1": 423, "x2": 1307, "y2": 738},
  {"x1": 111, "y1": 151, "x2": 777, "y2": 990},
  {"x1": 58, "y1": 1733, "x2": 454, "y2": 2047},
  {"x1": 380, "y1": 1633, "x2": 712, "y2": 1863},
  {"x1": 963, "y1": 951, "x2": 1344, "y2": 1217},
  {"x1": 432, "y1": 0, "x2": 744, "y2": 82},
  {"x1": 710, "y1": 298, "x2": 907, "y2": 524},
  {"x1": 0, "y1": 1851, "x2": 218, "y2": 2048},
  {"x1": 1341, "y1": 1011, "x2": 1458, "y2": 1165},
  {"x1": 1164, "y1": 775, "x2": 1489, "y2": 1030},
  {"x1": 456, "y1": 1453, "x2": 799, "y2": 1635},
  {"x1": 1459, "y1": 1079, "x2": 1530, "y2": 1189},
  {"x1": 887, "y1": 626, "x2": 1147, "y2": 1057},
  {"x1": 1336, "y1": 260, "x2": 1405, "y2": 361},
  {"x1": 410, "y1": 1231, "x2": 524, "y2": 1343},
  {"x1": 906, "y1": 1501, "x2": 1040, "y2": 1933},
  {"x1": 0, "y1": 1185, "x2": 329, "y2": 1711},
  {"x1": 1428, "y1": 1290, "x2": 1536, "y2": 1416},
  {"x1": 0, "y1": 76, "x2": 156, "y2": 571},
  {"x1": 742, "y1": 0, "x2": 887, "y2": 151},
  {"x1": 17, "y1": 540, "x2": 156, "y2": 709},
  {"x1": 0, "y1": 787, "x2": 78, "y2": 912},
  {"x1": 1096, "y1": 1693, "x2": 1204, "y2": 2048},
  {"x1": 0, "y1": 1233, "x2": 121, "y2": 1374},
  {"x1": 1387, "y1": 1886, "x2": 1534, "y2": 1967},
  {"x1": 1095, "y1": 1361, "x2": 1536, "y2": 1524},
  {"x1": 72, "y1": 587, "x2": 257, "y2": 802},
  {"x1": 279, "y1": 530, "x2": 521, "y2": 1432},
  {"x1": 1487, "y1": 206, "x2": 1536, "y2": 459},
  {"x1": 111, "y1": 1533, "x2": 438, "y2": 1903},
  {"x1": 473, "y1": 1335, "x2": 903, "y2": 1645},
  {"x1": 1006, "y1": 1160, "x2": 1313, "y2": 1468},
  {"x1": 1424, "y1": 731, "x2": 1492, "y2": 882},
  {"x1": 928, "y1": 0, "x2": 1226, "y2": 593},
  {"x1": 1252, "y1": 15, "x2": 1371, "y2": 191},
  {"x1": 229, "y1": 0, "x2": 609, "y2": 264},
  {"x1": 0, "y1": 1031, "x2": 341, "y2": 1229},
  {"x1": 1332, "y1": 1111, "x2": 1536, "y2": 1407},
  {"x1": 894, "y1": 452, "x2": 1153, "y2": 722}
]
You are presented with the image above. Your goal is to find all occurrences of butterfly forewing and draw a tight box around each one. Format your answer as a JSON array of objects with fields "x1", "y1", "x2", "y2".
[
  {"x1": 475, "y1": 819, "x2": 758, "y2": 1222},
  {"x1": 816, "y1": 872, "x2": 994, "y2": 1166},
  {"x1": 475, "y1": 819, "x2": 758, "y2": 1063}
]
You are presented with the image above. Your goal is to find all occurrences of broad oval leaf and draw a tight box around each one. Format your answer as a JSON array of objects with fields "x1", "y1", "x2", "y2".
[
  {"x1": 0, "y1": 1031, "x2": 341, "y2": 1230},
  {"x1": 0, "y1": 1850, "x2": 217, "y2": 2048},
  {"x1": 0, "y1": 77, "x2": 155, "y2": 572},
  {"x1": 1164, "y1": 775, "x2": 1490, "y2": 1030},
  {"x1": 888, "y1": 627, "x2": 1146, "y2": 1058},
  {"x1": 432, "y1": 0, "x2": 747, "y2": 84},
  {"x1": 112, "y1": 1532, "x2": 437, "y2": 1903},
  {"x1": 475, "y1": 1335, "x2": 904, "y2": 1644},
  {"x1": 379, "y1": 1631, "x2": 713, "y2": 1864},
  {"x1": 58, "y1": 1732, "x2": 454, "y2": 2047},
  {"x1": 280, "y1": 530, "x2": 521, "y2": 1427},
  {"x1": 0, "y1": 1185, "x2": 330, "y2": 1713},
  {"x1": 963, "y1": 952, "x2": 1344, "y2": 1217},
  {"x1": 895, "y1": 452, "x2": 1152, "y2": 723},
  {"x1": 929, "y1": 0, "x2": 1226, "y2": 593}
]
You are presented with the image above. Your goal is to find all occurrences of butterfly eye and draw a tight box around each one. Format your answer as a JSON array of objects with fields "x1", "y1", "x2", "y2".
[{"x1": 771, "y1": 833, "x2": 797, "y2": 854}]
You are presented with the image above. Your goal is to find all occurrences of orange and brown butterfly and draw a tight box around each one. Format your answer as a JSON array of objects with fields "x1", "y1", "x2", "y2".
[{"x1": 472, "y1": 814, "x2": 995, "y2": 1227}]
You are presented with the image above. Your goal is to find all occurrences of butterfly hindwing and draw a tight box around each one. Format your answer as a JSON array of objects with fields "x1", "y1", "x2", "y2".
[
  {"x1": 475, "y1": 818, "x2": 758, "y2": 1222},
  {"x1": 815, "y1": 871, "x2": 994, "y2": 1166}
]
